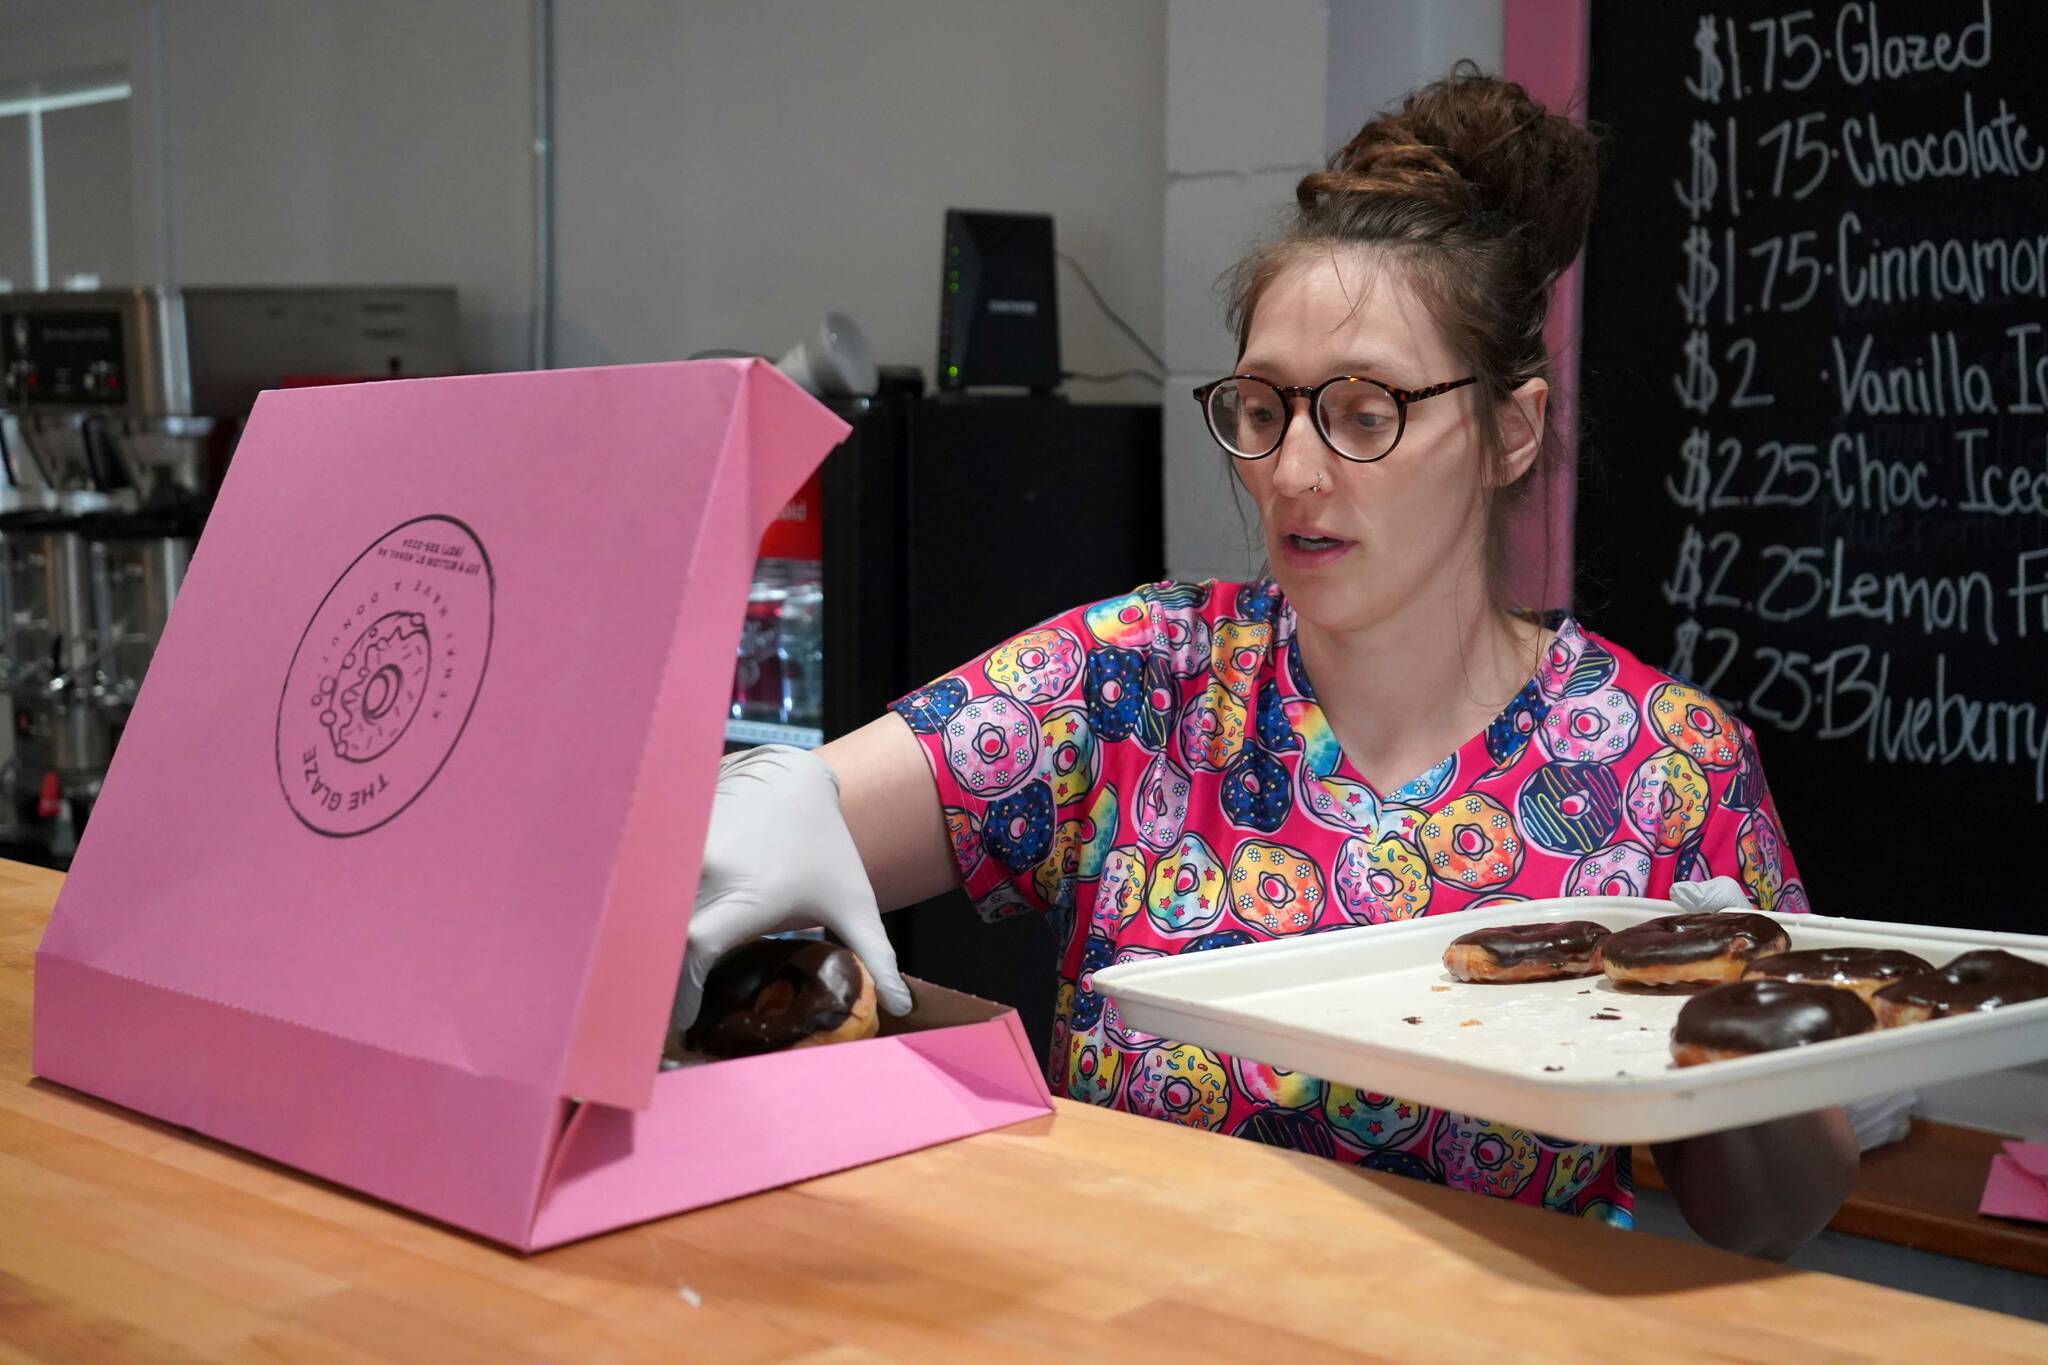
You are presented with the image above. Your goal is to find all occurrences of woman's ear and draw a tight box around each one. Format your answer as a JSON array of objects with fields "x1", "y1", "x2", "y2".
[{"x1": 1495, "y1": 376, "x2": 1549, "y2": 486}]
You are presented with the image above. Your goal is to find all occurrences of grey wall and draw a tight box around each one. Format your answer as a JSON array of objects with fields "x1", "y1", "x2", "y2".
[
  {"x1": 158, "y1": 1, "x2": 532, "y2": 374},
  {"x1": 1160, "y1": 0, "x2": 1504, "y2": 583},
  {"x1": 0, "y1": 0, "x2": 1166, "y2": 396},
  {"x1": 0, "y1": 0, "x2": 164, "y2": 287},
  {"x1": 553, "y1": 2, "x2": 1164, "y2": 403}
]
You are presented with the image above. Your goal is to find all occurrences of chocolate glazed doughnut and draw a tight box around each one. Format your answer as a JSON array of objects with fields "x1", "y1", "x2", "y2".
[
  {"x1": 1871, "y1": 949, "x2": 2048, "y2": 1028},
  {"x1": 1742, "y1": 947, "x2": 1933, "y2": 1004},
  {"x1": 1671, "y1": 979, "x2": 1876, "y2": 1066},
  {"x1": 1443, "y1": 921, "x2": 1611, "y2": 983},
  {"x1": 1595, "y1": 912, "x2": 1789, "y2": 991},
  {"x1": 685, "y1": 937, "x2": 880, "y2": 1059}
]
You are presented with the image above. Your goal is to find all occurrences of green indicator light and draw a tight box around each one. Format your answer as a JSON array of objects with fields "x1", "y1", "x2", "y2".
[
  {"x1": 947, "y1": 364, "x2": 959, "y2": 378},
  {"x1": 949, "y1": 244, "x2": 959, "y2": 256},
  {"x1": 948, "y1": 281, "x2": 959, "y2": 293},
  {"x1": 948, "y1": 269, "x2": 958, "y2": 280}
]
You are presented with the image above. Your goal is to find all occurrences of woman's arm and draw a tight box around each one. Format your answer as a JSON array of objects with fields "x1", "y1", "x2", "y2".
[
  {"x1": 1651, "y1": 1107, "x2": 1858, "y2": 1259},
  {"x1": 817, "y1": 712, "x2": 961, "y2": 912}
]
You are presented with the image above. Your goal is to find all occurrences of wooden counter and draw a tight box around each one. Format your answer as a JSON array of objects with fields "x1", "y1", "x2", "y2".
[{"x1": 5, "y1": 858, "x2": 2045, "y2": 1362}]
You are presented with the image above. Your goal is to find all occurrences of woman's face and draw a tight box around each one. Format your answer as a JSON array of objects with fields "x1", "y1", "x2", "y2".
[{"x1": 1231, "y1": 249, "x2": 1508, "y2": 634}]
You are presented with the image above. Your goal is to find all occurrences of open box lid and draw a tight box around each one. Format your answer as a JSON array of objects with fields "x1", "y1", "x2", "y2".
[{"x1": 39, "y1": 359, "x2": 848, "y2": 1113}]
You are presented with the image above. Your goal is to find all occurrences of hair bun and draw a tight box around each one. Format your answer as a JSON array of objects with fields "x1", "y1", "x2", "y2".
[{"x1": 1303, "y1": 59, "x2": 1605, "y2": 288}]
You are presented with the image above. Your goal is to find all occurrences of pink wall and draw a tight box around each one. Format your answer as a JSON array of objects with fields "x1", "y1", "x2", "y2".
[{"x1": 1503, "y1": 0, "x2": 1591, "y2": 610}]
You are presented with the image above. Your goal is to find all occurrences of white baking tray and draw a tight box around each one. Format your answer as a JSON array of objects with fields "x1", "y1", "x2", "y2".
[{"x1": 1090, "y1": 898, "x2": 2048, "y2": 1144}]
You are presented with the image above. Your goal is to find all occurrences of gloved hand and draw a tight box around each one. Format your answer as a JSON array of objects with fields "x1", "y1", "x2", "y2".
[
  {"x1": 670, "y1": 744, "x2": 914, "y2": 1036},
  {"x1": 1669, "y1": 875, "x2": 1753, "y2": 913}
]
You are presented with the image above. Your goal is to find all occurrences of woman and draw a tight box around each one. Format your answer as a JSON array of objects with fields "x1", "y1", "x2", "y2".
[{"x1": 676, "y1": 64, "x2": 1857, "y2": 1259}]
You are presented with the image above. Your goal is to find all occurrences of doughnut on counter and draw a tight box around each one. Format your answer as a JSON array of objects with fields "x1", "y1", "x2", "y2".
[{"x1": 1440, "y1": 910, "x2": 2048, "y2": 1070}]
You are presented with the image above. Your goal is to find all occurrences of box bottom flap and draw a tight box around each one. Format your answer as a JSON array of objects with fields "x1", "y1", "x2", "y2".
[
  {"x1": 529, "y1": 1005, "x2": 1053, "y2": 1249},
  {"x1": 33, "y1": 951, "x2": 564, "y2": 1247}
]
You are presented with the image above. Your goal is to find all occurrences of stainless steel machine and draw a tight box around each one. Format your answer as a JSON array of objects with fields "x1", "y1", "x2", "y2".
[{"x1": 0, "y1": 286, "x2": 461, "y2": 861}]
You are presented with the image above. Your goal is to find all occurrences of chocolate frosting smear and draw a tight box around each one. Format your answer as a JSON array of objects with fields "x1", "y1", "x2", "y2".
[
  {"x1": 1450, "y1": 920, "x2": 1610, "y2": 966},
  {"x1": 1745, "y1": 947, "x2": 1931, "y2": 987},
  {"x1": 1601, "y1": 912, "x2": 1788, "y2": 967}
]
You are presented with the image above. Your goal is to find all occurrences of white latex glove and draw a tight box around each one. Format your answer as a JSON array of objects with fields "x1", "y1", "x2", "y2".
[
  {"x1": 670, "y1": 744, "x2": 913, "y2": 1036},
  {"x1": 1668, "y1": 875, "x2": 1753, "y2": 912}
]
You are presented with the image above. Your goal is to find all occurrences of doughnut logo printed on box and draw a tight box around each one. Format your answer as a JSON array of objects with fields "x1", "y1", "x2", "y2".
[{"x1": 275, "y1": 515, "x2": 494, "y2": 837}]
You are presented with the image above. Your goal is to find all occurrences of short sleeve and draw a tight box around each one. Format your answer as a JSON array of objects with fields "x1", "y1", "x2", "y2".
[
  {"x1": 889, "y1": 590, "x2": 1155, "y2": 925},
  {"x1": 1682, "y1": 717, "x2": 1809, "y2": 915}
]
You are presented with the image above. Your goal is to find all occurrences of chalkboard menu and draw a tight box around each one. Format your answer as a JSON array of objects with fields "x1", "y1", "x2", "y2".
[{"x1": 1579, "y1": 2, "x2": 2045, "y2": 935}]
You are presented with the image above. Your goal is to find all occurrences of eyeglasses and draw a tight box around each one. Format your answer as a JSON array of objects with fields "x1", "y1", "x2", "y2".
[{"x1": 1192, "y1": 372, "x2": 1478, "y2": 464}]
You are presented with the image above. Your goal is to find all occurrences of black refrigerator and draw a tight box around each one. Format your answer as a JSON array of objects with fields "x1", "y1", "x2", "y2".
[{"x1": 726, "y1": 391, "x2": 1164, "y2": 1063}]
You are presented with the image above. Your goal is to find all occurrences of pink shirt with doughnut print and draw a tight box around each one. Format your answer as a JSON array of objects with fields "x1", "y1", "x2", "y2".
[{"x1": 889, "y1": 577, "x2": 1806, "y2": 1226}]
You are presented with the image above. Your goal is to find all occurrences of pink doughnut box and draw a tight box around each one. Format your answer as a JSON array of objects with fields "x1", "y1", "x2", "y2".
[{"x1": 31, "y1": 359, "x2": 1052, "y2": 1251}]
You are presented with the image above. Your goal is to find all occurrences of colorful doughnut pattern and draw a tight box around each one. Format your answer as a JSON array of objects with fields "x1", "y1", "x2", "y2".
[
  {"x1": 890, "y1": 581, "x2": 1803, "y2": 1227},
  {"x1": 1145, "y1": 832, "x2": 1226, "y2": 936},
  {"x1": 1125, "y1": 1044, "x2": 1231, "y2": 1130},
  {"x1": 1230, "y1": 1057, "x2": 1321, "y2": 1109},
  {"x1": 1092, "y1": 846, "x2": 1148, "y2": 934},
  {"x1": 1332, "y1": 834, "x2": 1434, "y2": 922},
  {"x1": 1736, "y1": 807, "x2": 1790, "y2": 912},
  {"x1": 1178, "y1": 680, "x2": 1248, "y2": 771},
  {"x1": 1226, "y1": 839, "x2": 1326, "y2": 934},
  {"x1": 1148, "y1": 593, "x2": 1212, "y2": 677},
  {"x1": 1648, "y1": 682, "x2": 1745, "y2": 770},
  {"x1": 944, "y1": 807, "x2": 983, "y2": 881},
  {"x1": 1484, "y1": 679, "x2": 1550, "y2": 769},
  {"x1": 1539, "y1": 686, "x2": 1640, "y2": 763},
  {"x1": 1515, "y1": 760, "x2": 1624, "y2": 855},
  {"x1": 1324, "y1": 1087, "x2": 1428, "y2": 1149},
  {"x1": 1083, "y1": 647, "x2": 1147, "y2": 742},
  {"x1": 985, "y1": 627, "x2": 1084, "y2": 704},
  {"x1": 1432, "y1": 1113, "x2": 1541, "y2": 1199},
  {"x1": 1103, "y1": 947, "x2": 1166, "y2": 1051},
  {"x1": 1418, "y1": 793, "x2": 1525, "y2": 890},
  {"x1": 1232, "y1": 1108, "x2": 1338, "y2": 1158},
  {"x1": 1567, "y1": 840, "x2": 1654, "y2": 899},
  {"x1": 1042, "y1": 705, "x2": 1100, "y2": 807},
  {"x1": 1076, "y1": 783, "x2": 1119, "y2": 880},
  {"x1": 1542, "y1": 1140, "x2": 1607, "y2": 1209},
  {"x1": 1084, "y1": 594, "x2": 1153, "y2": 649},
  {"x1": 1624, "y1": 746, "x2": 1711, "y2": 854},
  {"x1": 1134, "y1": 751, "x2": 1192, "y2": 850},
  {"x1": 1066, "y1": 1024, "x2": 1122, "y2": 1106},
  {"x1": 941, "y1": 695, "x2": 1040, "y2": 797}
]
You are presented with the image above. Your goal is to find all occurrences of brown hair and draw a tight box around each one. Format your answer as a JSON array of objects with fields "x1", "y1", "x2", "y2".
[{"x1": 1221, "y1": 60, "x2": 1607, "y2": 607}]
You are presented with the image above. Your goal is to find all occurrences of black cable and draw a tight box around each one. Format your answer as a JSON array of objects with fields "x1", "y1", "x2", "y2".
[
  {"x1": 1057, "y1": 250, "x2": 1167, "y2": 374},
  {"x1": 1062, "y1": 367, "x2": 1163, "y2": 386}
]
